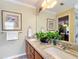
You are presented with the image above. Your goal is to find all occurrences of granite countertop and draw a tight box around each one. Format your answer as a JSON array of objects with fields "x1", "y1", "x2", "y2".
[{"x1": 26, "y1": 39, "x2": 77, "y2": 59}]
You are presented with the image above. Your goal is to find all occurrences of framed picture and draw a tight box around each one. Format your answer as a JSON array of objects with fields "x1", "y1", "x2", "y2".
[
  {"x1": 47, "y1": 18, "x2": 55, "y2": 31},
  {"x1": 1, "y1": 10, "x2": 22, "y2": 31}
]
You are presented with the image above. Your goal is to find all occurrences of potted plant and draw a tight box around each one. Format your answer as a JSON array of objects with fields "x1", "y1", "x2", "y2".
[
  {"x1": 36, "y1": 32, "x2": 48, "y2": 43},
  {"x1": 36, "y1": 31, "x2": 55, "y2": 43},
  {"x1": 53, "y1": 31, "x2": 61, "y2": 45},
  {"x1": 46, "y1": 31, "x2": 54, "y2": 43},
  {"x1": 36, "y1": 31, "x2": 61, "y2": 44}
]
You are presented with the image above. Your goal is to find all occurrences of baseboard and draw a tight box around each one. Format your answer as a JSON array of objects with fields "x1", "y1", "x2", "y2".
[{"x1": 4, "y1": 53, "x2": 26, "y2": 59}]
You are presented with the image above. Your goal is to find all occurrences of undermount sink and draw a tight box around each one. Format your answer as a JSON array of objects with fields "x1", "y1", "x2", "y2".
[{"x1": 44, "y1": 47, "x2": 77, "y2": 59}]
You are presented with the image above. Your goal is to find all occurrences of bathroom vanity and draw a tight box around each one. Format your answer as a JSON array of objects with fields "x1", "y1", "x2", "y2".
[
  {"x1": 25, "y1": 39, "x2": 77, "y2": 59},
  {"x1": 25, "y1": 39, "x2": 44, "y2": 59}
]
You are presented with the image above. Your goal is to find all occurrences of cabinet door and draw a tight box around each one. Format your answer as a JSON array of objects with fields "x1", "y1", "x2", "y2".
[
  {"x1": 25, "y1": 41, "x2": 29, "y2": 59},
  {"x1": 25, "y1": 40, "x2": 43, "y2": 59},
  {"x1": 28, "y1": 43, "x2": 32, "y2": 59},
  {"x1": 30, "y1": 45, "x2": 35, "y2": 59},
  {"x1": 27, "y1": 42, "x2": 35, "y2": 59},
  {"x1": 30, "y1": 53, "x2": 35, "y2": 59},
  {"x1": 35, "y1": 51, "x2": 43, "y2": 59}
]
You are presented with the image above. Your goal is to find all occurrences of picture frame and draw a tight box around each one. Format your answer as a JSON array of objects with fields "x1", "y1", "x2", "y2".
[
  {"x1": 1, "y1": 10, "x2": 22, "y2": 31},
  {"x1": 47, "y1": 18, "x2": 55, "y2": 31}
]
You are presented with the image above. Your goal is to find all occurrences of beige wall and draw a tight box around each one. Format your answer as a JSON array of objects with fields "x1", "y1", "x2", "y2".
[
  {"x1": 37, "y1": 11, "x2": 55, "y2": 32},
  {"x1": 56, "y1": 8, "x2": 75, "y2": 43},
  {"x1": 0, "y1": 0, "x2": 36, "y2": 58}
]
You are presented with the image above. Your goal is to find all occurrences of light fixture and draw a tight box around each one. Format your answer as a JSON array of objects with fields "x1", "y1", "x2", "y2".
[
  {"x1": 37, "y1": 0, "x2": 57, "y2": 13},
  {"x1": 41, "y1": 0, "x2": 57, "y2": 10}
]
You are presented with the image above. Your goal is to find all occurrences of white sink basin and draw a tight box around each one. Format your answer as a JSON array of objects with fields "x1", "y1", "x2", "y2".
[{"x1": 44, "y1": 47, "x2": 77, "y2": 59}]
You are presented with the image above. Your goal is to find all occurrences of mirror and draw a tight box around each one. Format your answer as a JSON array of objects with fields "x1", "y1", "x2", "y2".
[
  {"x1": 58, "y1": 15, "x2": 69, "y2": 41},
  {"x1": 36, "y1": 0, "x2": 78, "y2": 44}
]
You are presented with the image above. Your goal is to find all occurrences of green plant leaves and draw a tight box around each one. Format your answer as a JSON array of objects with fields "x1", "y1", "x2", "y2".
[
  {"x1": 54, "y1": 32, "x2": 61, "y2": 40},
  {"x1": 36, "y1": 32, "x2": 47, "y2": 40},
  {"x1": 36, "y1": 31, "x2": 61, "y2": 41},
  {"x1": 46, "y1": 32, "x2": 54, "y2": 40}
]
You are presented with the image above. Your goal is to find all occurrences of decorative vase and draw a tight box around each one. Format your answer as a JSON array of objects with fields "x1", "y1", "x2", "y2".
[
  {"x1": 40, "y1": 39, "x2": 48, "y2": 43},
  {"x1": 53, "y1": 39, "x2": 57, "y2": 45}
]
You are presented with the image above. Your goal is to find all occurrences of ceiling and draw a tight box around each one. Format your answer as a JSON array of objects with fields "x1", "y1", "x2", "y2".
[
  {"x1": 47, "y1": 0, "x2": 78, "y2": 14},
  {"x1": 16, "y1": 0, "x2": 39, "y2": 7},
  {"x1": 6, "y1": 0, "x2": 78, "y2": 14}
]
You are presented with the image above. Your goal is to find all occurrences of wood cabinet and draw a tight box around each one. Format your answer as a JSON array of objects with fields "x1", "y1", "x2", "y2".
[
  {"x1": 25, "y1": 40, "x2": 43, "y2": 59},
  {"x1": 26, "y1": 41, "x2": 34, "y2": 59},
  {"x1": 35, "y1": 51, "x2": 43, "y2": 59}
]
